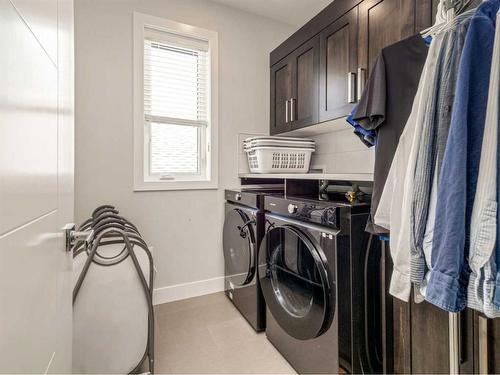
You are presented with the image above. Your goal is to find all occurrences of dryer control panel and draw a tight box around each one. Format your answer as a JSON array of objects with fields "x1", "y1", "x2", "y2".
[{"x1": 264, "y1": 196, "x2": 341, "y2": 229}]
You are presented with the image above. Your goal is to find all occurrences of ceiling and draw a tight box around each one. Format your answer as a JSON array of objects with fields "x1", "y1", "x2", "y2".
[{"x1": 210, "y1": 0, "x2": 333, "y2": 26}]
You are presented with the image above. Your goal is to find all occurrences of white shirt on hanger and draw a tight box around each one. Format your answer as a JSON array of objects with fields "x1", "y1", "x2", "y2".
[
  {"x1": 467, "y1": 10, "x2": 500, "y2": 317},
  {"x1": 374, "y1": 33, "x2": 446, "y2": 301}
]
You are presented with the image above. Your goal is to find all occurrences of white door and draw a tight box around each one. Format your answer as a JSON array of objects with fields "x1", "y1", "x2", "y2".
[{"x1": 0, "y1": 0, "x2": 74, "y2": 372}]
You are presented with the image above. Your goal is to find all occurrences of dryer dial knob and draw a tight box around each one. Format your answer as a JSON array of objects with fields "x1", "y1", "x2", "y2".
[
  {"x1": 235, "y1": 193, "x2": 242, "y2": 201},
  {"x1": 288, "y1": 204, "x2": 298, "y2": 214}
]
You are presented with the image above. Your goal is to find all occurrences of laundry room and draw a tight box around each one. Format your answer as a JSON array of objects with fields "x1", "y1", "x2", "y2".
[{"x1": 2, "y1": 0, "x2": 500, "y2": 373}]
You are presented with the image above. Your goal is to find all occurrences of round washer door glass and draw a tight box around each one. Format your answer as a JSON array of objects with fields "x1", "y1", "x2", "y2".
[
  {"x1": 258, "y1": 225, "x2": 334, "y2": 340},
  {"x1": 223, "y1": 209, "x2": 256, "y2": 287}
]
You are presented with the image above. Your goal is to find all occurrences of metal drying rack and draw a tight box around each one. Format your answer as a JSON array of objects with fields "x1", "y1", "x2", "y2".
[{"x1": 72, "y1": 205, "x2": 155, "y2": 374}]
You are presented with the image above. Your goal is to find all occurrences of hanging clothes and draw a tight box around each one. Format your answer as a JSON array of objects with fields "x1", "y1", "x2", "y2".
[
  {"x1": 346, "y1": 107, "x2": 377, "y2": 147},
  {"x1": 493, "y1": 58, "x2": 500, "y2": 309},
  {"x1": 373, "y1": 11, "x2": 476, "y2": 301},
  {"x1": 410, "y1": 16, "x2": 471, "y2": 294},
  {"x1": 349, "y1": 34, "x2": 429, "y2": 235},
  {"x1": 467, "y1": 10, "x2": 500, "y2": 318},
  {"x1": 425, "y1": 0, "x2": 500, "y2": 313},
  {"x1": 495, "y1": 64, "x2": 500, "y2": 309},
  {"x1": 373, "y1": 31, "x2": 447, "y2": 301}
]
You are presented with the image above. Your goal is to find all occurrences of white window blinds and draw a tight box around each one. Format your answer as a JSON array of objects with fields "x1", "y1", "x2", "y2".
[
  {"x1": 144, "y1": 28, "x2": 209, "y2": 126},
  {"x1": 143, "y1": 27, "x2": 210, "y2": 177}
]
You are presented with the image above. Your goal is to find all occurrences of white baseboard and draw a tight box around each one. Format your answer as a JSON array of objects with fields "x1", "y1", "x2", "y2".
[{"x1": 153, "y1": 276, "x2": 225, "y2": 305}]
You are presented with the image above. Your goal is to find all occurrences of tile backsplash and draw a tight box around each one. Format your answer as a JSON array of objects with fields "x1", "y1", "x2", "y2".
[{"x1": 309, "y1": 126, "x2": 375, "y2": 174}]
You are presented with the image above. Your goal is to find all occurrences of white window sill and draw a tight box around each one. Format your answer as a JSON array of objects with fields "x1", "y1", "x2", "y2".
[{"x1": 134, "y1": 180, "x2": 218, "y2": 192}]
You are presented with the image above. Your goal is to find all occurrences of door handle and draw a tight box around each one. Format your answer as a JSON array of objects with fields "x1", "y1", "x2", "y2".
[
  {"x1": 290, "y1": 98, "x2": 296, "y2": 122},
  {"x1": 64, "y1": 223, "x2": 94, "y2": 252},
  {"x1": 357, "y1": 68, "x2": 366, "y2": 102},
  {"x1": 348, "y1": 72, "x2": 357, "y2": 103},
  {"x1": 238, "y1": 219, "x2": 256, "y2": 238},
  {"x1": 285, "y1": 99, "x2": 290, "y2": 123}
]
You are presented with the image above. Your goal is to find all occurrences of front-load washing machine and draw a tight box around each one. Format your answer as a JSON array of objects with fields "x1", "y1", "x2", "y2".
[
  {"x1": 259, "y1": 193, "x2": 382, "y2": 374},
  {"x1": 223, "y1": 188, "x2": 281, "y2": 331}
]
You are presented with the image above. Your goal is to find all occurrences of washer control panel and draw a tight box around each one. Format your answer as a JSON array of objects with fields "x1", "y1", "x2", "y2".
[{"x1": 266, "y1": 196, "x2": 340, "y2": 229}]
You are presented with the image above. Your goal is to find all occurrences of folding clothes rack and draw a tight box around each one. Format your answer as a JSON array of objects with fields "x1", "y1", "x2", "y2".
[{"x1": 72, "y1": 205, "x2": 155, "y2": 374}]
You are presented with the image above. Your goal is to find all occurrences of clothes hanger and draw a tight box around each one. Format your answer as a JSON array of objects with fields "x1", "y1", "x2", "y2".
[{"x1": 421, "y1": 0, "x2": 474, "y2": 38}]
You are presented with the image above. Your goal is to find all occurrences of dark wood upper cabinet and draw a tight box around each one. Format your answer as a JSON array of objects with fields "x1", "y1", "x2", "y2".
[
  {"x1": 291, "y1": 36, "x2": 320, "y2": 130},
  {"x1": 319, "y1": 7, "x2": 358, "y2": 122},
  {"x1": 270, "y1": 0, "x2": 428, "y2": 135},
  {"x1": 270, "y1": 57, "x2": 293, "y2": 135},
  {"x1": 357, "y1": 0, "x2": 415, "y2": 91},
  {"x1": 270, "y1": 36, "x2": 319, "y2": 135}
]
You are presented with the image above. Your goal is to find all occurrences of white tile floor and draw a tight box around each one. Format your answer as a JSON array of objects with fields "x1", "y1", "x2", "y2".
[{"x1": 154, "y1": 292, "x2": 296, "y2": 374}]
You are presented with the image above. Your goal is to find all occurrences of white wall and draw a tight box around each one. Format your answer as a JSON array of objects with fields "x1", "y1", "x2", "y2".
[{"x1": 74, "y1": 0, "x2": 294, "y2": 304}]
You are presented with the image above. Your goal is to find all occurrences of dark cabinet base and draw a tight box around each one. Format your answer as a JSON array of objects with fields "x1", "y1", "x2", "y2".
[{"x1": 385, "y1": 240, "x2": 476, "y2": 375}]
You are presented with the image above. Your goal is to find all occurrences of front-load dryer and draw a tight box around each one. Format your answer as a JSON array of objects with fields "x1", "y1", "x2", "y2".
[
  {"x1": 259, "y1": 194, "x2": 382, "y2": 374},
  {"x1": 223, "y1": 189, "x2": 281, "y2": 331}
]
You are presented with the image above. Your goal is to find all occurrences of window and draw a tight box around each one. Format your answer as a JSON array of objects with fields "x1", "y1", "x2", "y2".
[{"x1": 134, "y1": 13, "x2": 218, "y2": 191}]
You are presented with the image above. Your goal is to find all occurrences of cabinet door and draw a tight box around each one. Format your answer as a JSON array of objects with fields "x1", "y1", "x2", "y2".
[
  {"x1": 415, "y1": 0, "x2": 440, "y2": 31},
  {"x1": 270, "y1": 57, "x2": 293, "y2": 135},
  {"x1": 358, "y1": 0, "x2": 415, "y2": 88},
  {"x1": 393, "y1": 296, "x2": 475, "y2": 374},
  {"x1": 475, "y1": 314, "x2": 500, "y2": 374},
  {"x1": 410, "y1": 301, "x2": 450, "y2": 374},
  {"x1": 319, "y1": 7, "x2": 358, "y2": 122},
  {"x1": 411, "y1": 304, "x2": 474, "y2": 374},
  {"x1": 290, "y1": 36, "x2": 319, "y2": 130}
]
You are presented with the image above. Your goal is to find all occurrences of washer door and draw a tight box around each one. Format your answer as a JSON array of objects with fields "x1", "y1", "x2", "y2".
[
  {"x1": 223, "y1": 208, "x2": 256, "y2": 287},
  {"x1": 259, "y1": 224, "x2": 334, "y2": 340}
]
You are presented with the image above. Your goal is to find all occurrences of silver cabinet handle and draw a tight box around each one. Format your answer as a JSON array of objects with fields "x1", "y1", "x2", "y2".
[
  {"x1": 357, "y1": 68, "x2": 366, "y2": 102},
  {"x1": 449, "y1": 312, "x2": 460, "y2": 375},
  {"x1": 479, "y1": 315, "x2": 488, "y2": 374},
  {"x1": 348, "y1": 72, "x2": 357, "y2": 103},
  {"x1": 290, "y1": 98, "x2": 295, "y2": 122},
  {"x1": 285, "y1": 99, "x2": 290, "y2": 123}
]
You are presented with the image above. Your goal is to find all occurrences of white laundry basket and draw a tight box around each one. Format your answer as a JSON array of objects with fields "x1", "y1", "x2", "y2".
[
  {"x1": 246, "y1": 146, "x2": 314, "y2": 173},
  {"x1": 244, "y1": 138, "x2": 315, "y2": 150}
]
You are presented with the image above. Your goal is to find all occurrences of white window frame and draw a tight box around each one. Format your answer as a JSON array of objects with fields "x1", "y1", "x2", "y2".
[{"x1": 133, "y1": 12, "x2": 219, "y2": 191}]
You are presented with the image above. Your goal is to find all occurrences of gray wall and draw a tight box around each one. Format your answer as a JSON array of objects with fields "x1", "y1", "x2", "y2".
[{"x1": 74, "y1": 0, "x2": 294, "y2": 303}]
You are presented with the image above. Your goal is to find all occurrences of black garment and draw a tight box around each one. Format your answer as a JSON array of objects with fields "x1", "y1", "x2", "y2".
[{"x1": 353, "y1": 34, "x2": 429, "y2": 234}]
